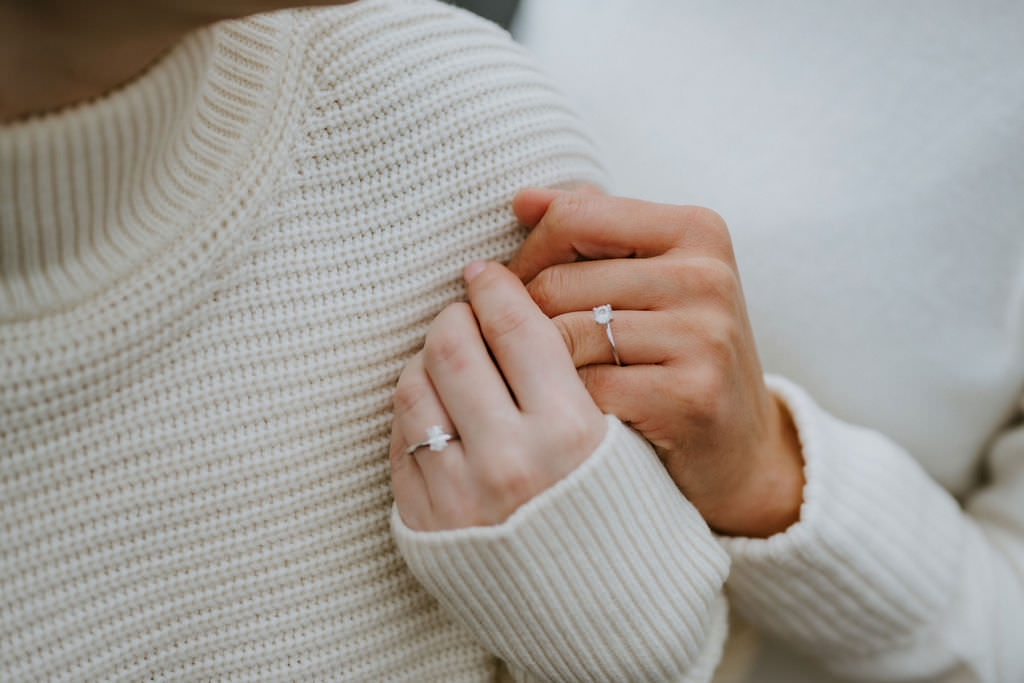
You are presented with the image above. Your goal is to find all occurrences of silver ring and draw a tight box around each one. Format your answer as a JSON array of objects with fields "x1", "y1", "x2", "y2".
[
  {"x1": 406, "y1": 425, "x2": 456, "y2": 455},
  {"x1": 592, "y1": 304, "x2": 623, "y2": 366}
]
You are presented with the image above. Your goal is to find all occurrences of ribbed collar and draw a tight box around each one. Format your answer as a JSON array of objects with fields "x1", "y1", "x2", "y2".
[{"x1": 0, "y1": 16, "x2": 289, "y2": 319}]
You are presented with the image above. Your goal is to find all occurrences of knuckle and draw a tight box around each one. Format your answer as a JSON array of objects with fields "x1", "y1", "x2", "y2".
[
  {"x1": 393, "y1": 378, "x2": 432, "y2": 416},
  {"x1": 424, "y1": 329, "x2": 467, "y2": 373},
  {"x1": 684, "y1": 257, "x2": 739, "y2": 305},
  {"x1": 705, "y1": 315, "x2": 741, "y2": 364},
  {"x1": 688, "y1": 205, "x2": 727, "y2": 230},
  {"x1": 685, "y1": 365, "x2": 729, "y2": 424},
  {"x1": 526, "y1": 266, "x2": 565, "y2": 313},
  {"x1": 546, "y1": 192, "x2": 591, "y2": 232},
  {"x1": 680, "y1": 205, "x2": 734, "y2": 256},
  {"x1": 480, "y1": 459, "x2": 538, "y2": 510},
  {"x1": 500, "y1": 465, "x2": 538, "y2": 502},
  {"x1": 551, "y1": 410, "x2": 595, "y2": 454},
  {"x1": 423, "y1": 304, "x2": 474, "y2": 370},
  {"x1": 480, "y1": 306, "x2": 531, "y2": 342}
]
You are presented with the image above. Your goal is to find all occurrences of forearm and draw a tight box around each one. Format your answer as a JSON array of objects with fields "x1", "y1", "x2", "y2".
[
  {"x1": 721, "y1": 376, "x2": 1024, "y2": 681},
  {"x1": 393, "y1": 417, "x2": 732, "y2": 682}
]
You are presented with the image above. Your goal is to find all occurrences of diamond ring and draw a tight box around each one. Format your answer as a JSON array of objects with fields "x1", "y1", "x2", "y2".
[
  {"x1": 592, "y1": 304, "x2": 623, "y2": 366},
  {"x1": 406, "y1": 425, "x2": 456, "y2": 455}
]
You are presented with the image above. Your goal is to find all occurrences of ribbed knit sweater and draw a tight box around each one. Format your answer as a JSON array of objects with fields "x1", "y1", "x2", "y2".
[
  {"x1": 1, "y1": 2, "x2": 733, "y2": 681},
  {"x1": 516, "y1": 2, "x2": 1024, "y2": 681}
]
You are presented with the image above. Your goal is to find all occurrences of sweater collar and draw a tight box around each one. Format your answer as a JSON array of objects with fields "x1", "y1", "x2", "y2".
[{"x1": 0, "y1": 16, "x2": 287, "y2": 319}]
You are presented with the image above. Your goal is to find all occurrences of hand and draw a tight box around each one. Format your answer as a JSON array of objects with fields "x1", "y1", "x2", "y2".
[
  {"x1": 507, "y1": 188, "x2": 804, "y2": 537},
  {"x1": 390, "y1": 261, "x2": 607, "y2": 531}
]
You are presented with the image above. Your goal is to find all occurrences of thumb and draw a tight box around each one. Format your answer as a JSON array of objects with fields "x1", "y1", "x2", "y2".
[
  {"x1": 512, "y1": 185, "x2": 605, "y2": 228},
  {"x1": 509, "y1": 185, "x2": 606, "y2": 280},
  {"x1": 512, "y1": 187, "x2": 564, "y2": 228}
]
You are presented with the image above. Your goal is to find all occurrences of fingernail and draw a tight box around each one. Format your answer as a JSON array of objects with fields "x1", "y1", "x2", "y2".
[{"x1": 464, "y1": 260, "x2": 487, "y2": 283}]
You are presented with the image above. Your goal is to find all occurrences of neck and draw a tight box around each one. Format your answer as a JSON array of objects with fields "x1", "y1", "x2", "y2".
[
  {"x1": 0, "y1": 3, "x2": 208, "y2": 122},
  {"x1": 0, "y1": 11, "x2": 297, "y2": 316},
  {"x1": 0, "y1": 2, "x2": 351, "y2": 122}
]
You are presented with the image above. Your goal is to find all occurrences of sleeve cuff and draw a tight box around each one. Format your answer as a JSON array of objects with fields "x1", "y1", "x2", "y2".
[
  {"x1": 392, "y1": 415, "x2": 731, "y2": 682},
  {"x1": 719, "y1": 375, "x2": 967, "y2": 659}
]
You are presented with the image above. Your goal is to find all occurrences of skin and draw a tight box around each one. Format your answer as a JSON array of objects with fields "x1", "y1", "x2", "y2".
[
  {"x1": 509, "y1": 188, "x2": 804, "y2": 537},
  {"x1": 393, "y1": 188, "x2": 804, "y2": 538},
  {"x1": 390, "y1": 261, "x2": 607, "y2": 531},
  {"x1": 2, "y1": 1, "x2": 802, "y2": 537},
  {"x1": 0, "y1": 0, "x2": 352, "y2": 122}
]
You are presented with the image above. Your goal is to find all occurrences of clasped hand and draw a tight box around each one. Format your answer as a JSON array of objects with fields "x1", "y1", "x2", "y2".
[{"x1": 391, "y1": 189, "x2": 803, "y2": 537}]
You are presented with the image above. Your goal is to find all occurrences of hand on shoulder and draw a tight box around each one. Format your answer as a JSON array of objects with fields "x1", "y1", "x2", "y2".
[
  {"x1": 509, "y1": 187, "x2": 805, "y2": 537},
  {"x1": 390, "y1": 260, "x2": 606, "y2": 531}
]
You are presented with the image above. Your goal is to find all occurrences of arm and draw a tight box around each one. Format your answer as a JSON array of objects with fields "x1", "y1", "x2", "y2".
[
  {"x1": 392, "y1": 417, "x2": 730, "y2": 683},
  {"x1": 389, "y1": 263, "x2": 730, "y2": 682},
  {"x1": 509, "y1": 188, "x2": 1024, "y2": 681},
  {"x1": 719, "y1": 378, "x2": 1024, "y2": 682}
]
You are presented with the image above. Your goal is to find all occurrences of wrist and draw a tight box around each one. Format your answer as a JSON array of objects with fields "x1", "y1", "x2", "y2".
[{"x1": 710, "y1": 396, "x2": 805, "y2": 538}]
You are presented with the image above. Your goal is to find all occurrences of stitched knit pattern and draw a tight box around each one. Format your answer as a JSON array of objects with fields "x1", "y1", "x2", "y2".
[
  {"x1": 393, "y1": 417, "x2": 732, "y2": 683},
  {"x1": 0, "y1": 2, "x2": 605, "y2": 679}
]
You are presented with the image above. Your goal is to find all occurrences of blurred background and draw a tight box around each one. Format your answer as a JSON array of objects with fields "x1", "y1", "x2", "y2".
[
  {"x1": 435, "y1": 3, "x2": 1024, "y2": 683},
  {"x1": 448, "y1": 0, "x2": 519, "y2": 28}
]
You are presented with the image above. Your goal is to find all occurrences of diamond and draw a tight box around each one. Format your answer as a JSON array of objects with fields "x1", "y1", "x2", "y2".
[
  {"x1": 426, "y1": 425, "x2": 452, "y2": 451},
  {"x1": 592, "y1": 304, "x2": 614, "y2": 325}
]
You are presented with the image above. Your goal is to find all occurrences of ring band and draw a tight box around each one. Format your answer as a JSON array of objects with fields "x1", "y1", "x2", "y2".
[
  {"x1": 592, "y1": 304, "x2": 623, "y2": 366},
  {"x1": 406, "y1": 425, "x2": 456, "y2": 455}
]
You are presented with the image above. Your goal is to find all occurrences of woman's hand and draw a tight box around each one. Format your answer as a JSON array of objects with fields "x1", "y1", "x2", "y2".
[
  {"x1": 390, "y1": 261, "x2": 607, "y2": 532},
  {"x1": 507, "y1": 188, "x2": 804, "y2": 538}
]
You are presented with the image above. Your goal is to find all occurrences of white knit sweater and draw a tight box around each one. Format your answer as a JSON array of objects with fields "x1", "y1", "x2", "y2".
[
  {"x1": 1, "y1": 2, "x2": 733, "y2": 681},
  {"x1": 516, "y1": 2, "x2": 1024, "y2": 681}
]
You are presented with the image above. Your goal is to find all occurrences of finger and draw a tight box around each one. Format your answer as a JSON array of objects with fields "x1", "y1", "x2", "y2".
[
  {"x1": 512, "y1": 185, "x2": 604, "y2": 228},
  {"x1": 389, "y1": 426, "x2": 432, "y2": 529},
  {"x1": 394, "y1": 353, "x2": 459, "y2": 454},
  {"x1": 420, "y1": 302, "x2": 517, "y2": 447},
  {"x1": 508, "y1": 193, "x2": 732, "y2": 283},
  {"x1": 526, "y1": 256, "x2": 683, "y2": 317},
  {"x1": 552, "y1": 309, "x2": 699, "y2": 367},
  {"x1": 390, "y1": 353, "x2": 449, "y2": 528},
  {"x1": 464, "y1": 261, "x2": 592, "y2": 414},
  {"x1": 393, "y1": 352, "x2": 498, "y2": 530},
  {"x1": 512, "y1": 187, "x2": 562, "y2": 228},
  {"x1": 576, "y1": 364, "x2": 671, "y2": 430}
]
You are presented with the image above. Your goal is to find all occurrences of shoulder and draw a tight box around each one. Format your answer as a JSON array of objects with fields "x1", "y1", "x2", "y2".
[
  {"x1": 283, "y1": 0, "x2": 606, "y2": 193},
  {"x1": 290, "y1": 0, "x2": 542, "y2": 82}
]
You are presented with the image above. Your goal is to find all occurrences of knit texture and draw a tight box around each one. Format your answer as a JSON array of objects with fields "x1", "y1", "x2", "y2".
[
  {"x1": 517, "y1": 3, "x2": 1024, "y2": 680},
  {"x1": 0, "y1": 2, "x2": 690, "y2": 679},
  {"x1": 721, "y1": 377, "x2": 966, "y2": 656},
  {"x1": 720, "y1": 377, "x2": 1024, "y2": 682},
  {"x1": 393, "y1": 416, "x2": 731, "y2": 683}
]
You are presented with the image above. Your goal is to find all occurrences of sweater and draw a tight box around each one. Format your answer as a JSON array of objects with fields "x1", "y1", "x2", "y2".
[
  {"x1": 515, "y1": 1, "x2": 1024, "y2": 681},
  {"x1": 1, "y1": 1, "x2": 733, "y2": 681}
]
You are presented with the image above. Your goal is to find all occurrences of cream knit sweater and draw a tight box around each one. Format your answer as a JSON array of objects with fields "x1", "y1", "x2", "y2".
[
  {"x1": 1, "y1": 2, "x2": 733, "y2": 681},
  {"x1": 517, "y1": 2, "x2": 1024, "y2": 681}
]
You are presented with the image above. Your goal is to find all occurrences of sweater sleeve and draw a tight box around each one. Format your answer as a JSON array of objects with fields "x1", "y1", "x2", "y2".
[
  {"x1": 391, "y1": 415, "x2": 731, "y2": 683},
  {"x1": 719, "y1": 375, "x2": 1024, "y2": 682}
]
